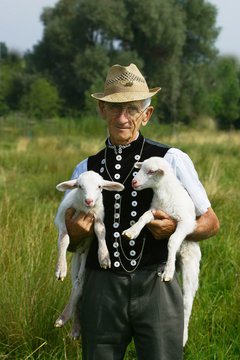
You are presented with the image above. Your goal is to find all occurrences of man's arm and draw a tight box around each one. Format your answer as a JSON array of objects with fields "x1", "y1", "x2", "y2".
[{"x1": 147, "y1": 207, "x2": 220, "y2": 241}]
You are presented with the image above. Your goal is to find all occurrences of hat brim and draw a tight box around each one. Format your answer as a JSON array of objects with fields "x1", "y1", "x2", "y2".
[{"x1": 91, "y1": 87, "x2": 161, "y2": 103}]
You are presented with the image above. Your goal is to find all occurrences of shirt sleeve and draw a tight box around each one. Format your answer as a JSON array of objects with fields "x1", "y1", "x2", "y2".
[
  {"x1": 70, "y1": 158, "x2": 88, "y2": 179},
  {"x1": 164, "y1": 148, "x2": 211, "y2": 216},
  {"x1": 60, "y1": 158, "x2": 88, "y2": 198}
]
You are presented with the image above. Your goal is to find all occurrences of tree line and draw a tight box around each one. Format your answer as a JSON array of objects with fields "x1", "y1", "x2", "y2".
[{"x1": 0, "y1": 0, "x2": 240, "y2": 128}]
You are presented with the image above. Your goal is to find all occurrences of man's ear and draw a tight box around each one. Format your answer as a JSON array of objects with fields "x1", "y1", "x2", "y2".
[
  {"x1": 142, "y1": 106, "x2": 154, "y2": 127},
  {"x1": 98, "y1": 100, "x2": 106, "y2": 119}
]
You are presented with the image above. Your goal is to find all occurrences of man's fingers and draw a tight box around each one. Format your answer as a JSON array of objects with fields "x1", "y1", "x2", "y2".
[
  {"x1": 65, "y1": 208, "x2": 76, "y2": 221},
  {"x1": 65, "y1": 209, "x2": 95, "y2": 223},
  {"x1": 152, "y1": 209, "x2": 171, "y2": 220},
  {"x1": 84, "y1": 212, "x2": 95, "y2": 222}
]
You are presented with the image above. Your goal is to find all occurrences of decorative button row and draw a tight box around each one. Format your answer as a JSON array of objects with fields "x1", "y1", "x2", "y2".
[
  {"x1": 115, "y1": 260, "x2": 137, "y2": 267},
  {"x1": 114, "y1": 260, "x2": 136, "y2": 267},
  {"x1": 110, "y1": 150, "x2": 142, "y2": 269},
  {"x1": 113, "y1": 154, "x2": 122, "y2": 180}
]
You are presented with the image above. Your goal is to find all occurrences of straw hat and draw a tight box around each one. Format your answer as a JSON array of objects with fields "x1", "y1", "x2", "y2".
[{"x1": 91, "y1": 63, "x2": 161, "y2": 103}]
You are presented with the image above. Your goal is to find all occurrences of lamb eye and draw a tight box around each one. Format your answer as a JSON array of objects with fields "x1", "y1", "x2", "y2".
[
  {"x1": 78, "y1": 185, "x2": 82, "y2": 189},
  {"x1": 147, "y1": 170, "x2": 155, "y2": 175}
]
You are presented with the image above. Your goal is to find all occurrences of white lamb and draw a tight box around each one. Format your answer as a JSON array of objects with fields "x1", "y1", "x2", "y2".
[
  {"x1": 54, "y1": 170, "x2": 124, "y2": 338},
  {"x1": 122, "y1": 156, "x2": 201, "y2": 346}
]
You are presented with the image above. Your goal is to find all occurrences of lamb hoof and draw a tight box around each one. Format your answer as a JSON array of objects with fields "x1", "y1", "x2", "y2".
[
  {"x1": 70, "y1": 322, "x2": 81, "y2": 340},
  {"x1": 55, "y1": 267, "x2": 67, "y2": 281},
  {"x1": 56, "y1": 273, "x2": 66, "y2": 281},
  {"x1": 100, "y1": 258, "x2": 111, "y2": 269},
  {"x1": 70, "y1": 331, "x2": 81, "y2": 341},
  {"x1": 55, "y1": 318, "x2": 64, "y2": 328},
  {"x1": 99, "y1": 251, "x2": 111, "y2": 269},
  {"x1": 161, "y1": 272, "x2": 173, "y2": 282},
  {"x1": 122, "y1": 230, "x2": 133, "y2": 239}
]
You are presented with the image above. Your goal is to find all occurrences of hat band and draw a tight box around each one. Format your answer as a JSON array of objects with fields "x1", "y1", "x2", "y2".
[{"x1": 104, "y1": 84, "x2": 150, "y2": 96}]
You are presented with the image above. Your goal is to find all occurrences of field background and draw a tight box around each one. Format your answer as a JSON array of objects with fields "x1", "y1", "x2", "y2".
[{"x1": 0, "y1": 115, "x2": 239, "y2": 359}]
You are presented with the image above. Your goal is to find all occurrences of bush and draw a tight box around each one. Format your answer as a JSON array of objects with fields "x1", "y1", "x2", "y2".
[
  {"x1": 0, "y1": 95, "x2": 9, "y2": 116},
  {"x1": 20, "y1": 78, "x2": 61, "y2": 119}
]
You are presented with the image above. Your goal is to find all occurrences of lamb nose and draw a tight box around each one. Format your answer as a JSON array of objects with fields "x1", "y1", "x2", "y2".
[
  {"x1": 132, "y1": 179, "x2": 138, "y2": 188},
  {"x1": 85, "y1": 199, "x2": 93, "y2": 206}
]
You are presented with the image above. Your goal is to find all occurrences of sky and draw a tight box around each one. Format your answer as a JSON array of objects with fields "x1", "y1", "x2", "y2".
[{"x1": 0, "y1": 0, "x2": 239, "y2": 58}]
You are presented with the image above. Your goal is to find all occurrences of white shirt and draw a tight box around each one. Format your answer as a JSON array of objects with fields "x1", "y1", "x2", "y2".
[{"x1": 71, "y1": 147, "x2": 211, "y2": 217}]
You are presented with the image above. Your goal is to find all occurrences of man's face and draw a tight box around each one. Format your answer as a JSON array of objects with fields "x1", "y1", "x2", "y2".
[{"x1": 99, "y1": 101, "x2": 153, "y2": 145}]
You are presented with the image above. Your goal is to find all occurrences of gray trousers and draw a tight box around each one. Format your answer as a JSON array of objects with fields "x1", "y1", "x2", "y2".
[{"x1": 81, "y1": 266, "x2": 184, "y2": 360}]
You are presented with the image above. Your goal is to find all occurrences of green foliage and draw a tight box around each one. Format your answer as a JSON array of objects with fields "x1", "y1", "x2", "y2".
[
  {"x1": 0, "y1": 51, "x2": 26, "y2": 113},
  {"x1": 28, "y1": 0, "x2": 221, "y2": 123},
  {"x1": 209, "y1": 56, "x2": 240, "y2": 129},
  {"x1": 73, "y1": 45, "x2": 110, "y2": 100},
  {"x1": 0, "y1": 94, "x2": 9, "y2": 116},
  {"x1": 20, "y1": 78, "x2": 61, "y2": 119},
  {"x1": 0, "y1": 42, "x2": 8, "y2": 59},
  {"x1": 182, "y1": 0, "x2": 219, "y2": 63},
  {"x1": 1, "y1": 1, "x2": 239, "y2": 127},
  {"x1": 0, "y1": 116, "x2": 240, "y2": 359}
]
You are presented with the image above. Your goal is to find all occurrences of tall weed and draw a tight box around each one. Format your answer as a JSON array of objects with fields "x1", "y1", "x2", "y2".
[{"x1": 0, "y1": 116, "x2": 239, "y2": 359}]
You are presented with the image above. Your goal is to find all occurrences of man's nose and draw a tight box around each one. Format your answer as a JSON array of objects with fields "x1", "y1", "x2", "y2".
[{"x1": 118, "y1": 107, "x2": 128, "y2": 119}]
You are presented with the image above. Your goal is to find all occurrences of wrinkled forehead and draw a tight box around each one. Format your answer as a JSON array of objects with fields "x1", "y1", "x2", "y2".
[{"x1": 109, "y1": 100, "x2": 144, "y2": 107}]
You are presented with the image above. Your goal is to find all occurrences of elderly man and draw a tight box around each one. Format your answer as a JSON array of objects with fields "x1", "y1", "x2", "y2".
[{"x1": 65, "y1": 63, "x2": 219, "y2": 360}]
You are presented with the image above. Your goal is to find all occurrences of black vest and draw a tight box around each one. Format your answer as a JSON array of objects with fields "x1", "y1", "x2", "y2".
[{"x1": 87, "y1": 133, "x2": 170, "y2": 272}]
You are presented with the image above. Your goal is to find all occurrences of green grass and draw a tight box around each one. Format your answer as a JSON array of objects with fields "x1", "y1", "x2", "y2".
[{"x1": 0, "y1": 115, "x2": 239, "y2": 359}]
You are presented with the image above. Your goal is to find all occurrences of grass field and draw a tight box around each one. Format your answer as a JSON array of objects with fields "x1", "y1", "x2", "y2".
[{"x1": 0, "y1": 115, "x2": 239, "y2": 359}]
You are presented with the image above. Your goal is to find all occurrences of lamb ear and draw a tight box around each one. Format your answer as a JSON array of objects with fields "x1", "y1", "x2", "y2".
[
  {"x1": 56, "y1": 179, "x2": 78, "y2": 192},
  {"x1": 134, "y1": 162, "x2": 142, "y2": 169},
  {"x1": 102, "y1": 180, "x2": 125, "y2": 192},
  {"x1": 156, "y1": 169, "x2": 164, "y2": 175}
]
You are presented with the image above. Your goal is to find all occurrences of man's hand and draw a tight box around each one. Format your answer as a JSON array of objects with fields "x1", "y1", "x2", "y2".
[
  {"x1": 65, "y1": 208, "x2": 95, "y2": 251},
  {"x1": 147, "y1": 207, "x2": 220, "y2": 242},
  {"x1": 147, "y1": 209, "x2": 177, "y2": 240}
]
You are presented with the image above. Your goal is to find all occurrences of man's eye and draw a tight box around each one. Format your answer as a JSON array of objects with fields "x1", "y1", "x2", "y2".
[
  {"x1": 111, "y1": 104, "x2": 121, "y2": 110},
  {"x1": 128, "y1": 106, "x2": 138, "y2": 113},
  {"x1": 128, "y1": 106, "x2": 143, "y2": 116}
]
